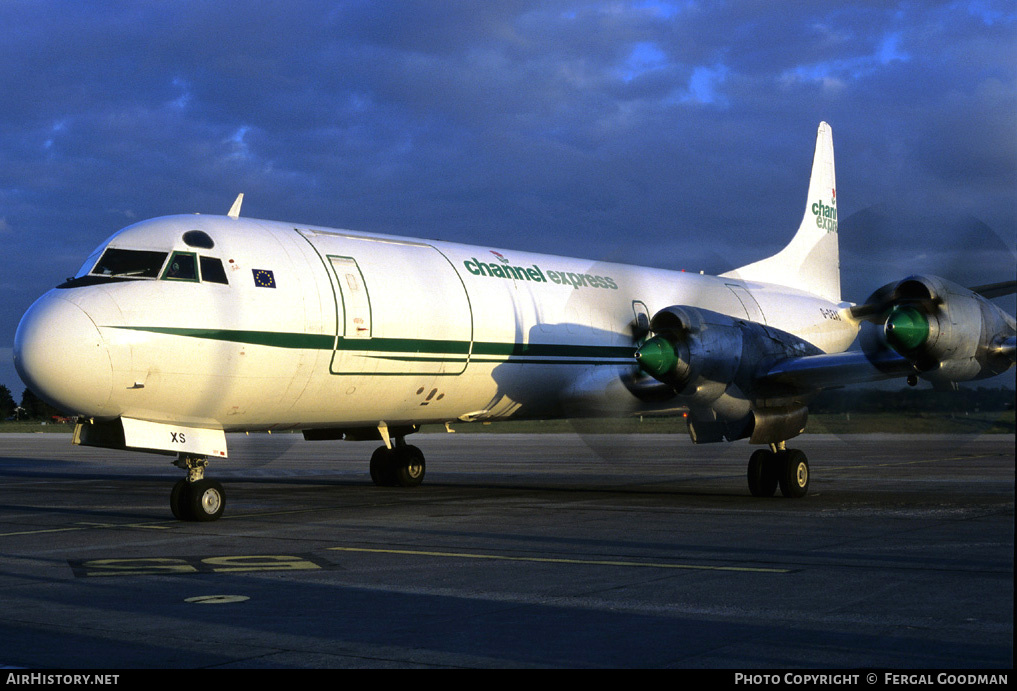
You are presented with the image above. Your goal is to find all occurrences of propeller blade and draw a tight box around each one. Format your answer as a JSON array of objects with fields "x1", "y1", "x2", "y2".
[{"x1": 847, "y1": 281, "x2": 898, "y2": 323}]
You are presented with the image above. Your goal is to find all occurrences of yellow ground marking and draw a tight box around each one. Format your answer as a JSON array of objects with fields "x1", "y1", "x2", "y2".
[
  {"x1": 328, "y1": 546, "x2": 789, "y2": 573},
  {"x1": 0, "y1": 521, "x2": 172, "y2": 537},
  {"x1": 73, "y1": 554, "x2": 324, "y2": 577},
  {"x1": 824, "y1": 452, "x2": 1002, "y2": 471},
  {"x1": 184, "y1": 595, "x2": 250, "y2": 604}
]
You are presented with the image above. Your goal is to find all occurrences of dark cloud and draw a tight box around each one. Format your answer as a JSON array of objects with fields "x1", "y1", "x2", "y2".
[{"x1": 2, "y1": 0, "x2": 1015, "y2": 392}]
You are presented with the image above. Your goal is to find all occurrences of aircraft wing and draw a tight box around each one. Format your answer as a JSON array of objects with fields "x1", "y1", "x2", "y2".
[
  {"x1": 756, "y1": 349, "x2": 913, "y2": 391},
  {"x1": 970, "y1": 280, "x2": 1017, "y2": 299}
]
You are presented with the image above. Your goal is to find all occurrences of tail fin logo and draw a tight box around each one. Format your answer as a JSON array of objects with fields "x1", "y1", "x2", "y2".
[{"x1": 812, "y1": 195, "x2": 838, "y2": 234}]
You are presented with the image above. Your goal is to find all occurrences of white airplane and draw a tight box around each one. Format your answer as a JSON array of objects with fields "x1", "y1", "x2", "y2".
[{"x1": 14, "y1": 122, "x2": 1016, "y2": 521}]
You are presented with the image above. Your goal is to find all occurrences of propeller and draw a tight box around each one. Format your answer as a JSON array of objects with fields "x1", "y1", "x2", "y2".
[
  {"x1": 851, "y1": 276, "x2": 945, "y2": 371},
  {"x1": 556, "y1": 256, "x2": 689, "y2": 462},
  {"x1": 822, "y1": 203, "x2": 1016, "y2": 440},
  {"x1": 840, "y1": 204, "x2": 1015, "y2": 314}
]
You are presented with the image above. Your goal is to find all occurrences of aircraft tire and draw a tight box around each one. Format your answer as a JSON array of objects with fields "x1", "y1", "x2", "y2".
[
  {"x1": 777, "y1": 449, "x2": 810, "y2": 499},
  {"x1": 747, "y1": 449, "x2": 778, "y2": 497},
  {"x1": 370, "y1": 446, "x2": 396, "y2": 486},
  {"x1": 392, "y1": 445, "x2": 425, "y2": 487},
  {"x1": 170, "y1": 479, "x2": 191, "y2": 520},
  {"x1": 184, "y1": 479, "x2": 226, "y2": 521}
]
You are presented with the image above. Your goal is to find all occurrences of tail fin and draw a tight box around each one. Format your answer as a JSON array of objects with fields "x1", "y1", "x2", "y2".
[{"x1": 720, "y1": 122, "x2": 840, "y2": 302}]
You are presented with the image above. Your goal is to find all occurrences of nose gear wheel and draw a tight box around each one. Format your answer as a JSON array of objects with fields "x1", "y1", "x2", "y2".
[{"x1": 370, "y1": 444, "x2": 426, "y2": 487}]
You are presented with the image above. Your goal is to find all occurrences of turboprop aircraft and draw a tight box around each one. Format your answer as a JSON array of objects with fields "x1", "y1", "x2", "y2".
[{"x1": 14, "y1": 122, "x2": 1016, "y2": 521}]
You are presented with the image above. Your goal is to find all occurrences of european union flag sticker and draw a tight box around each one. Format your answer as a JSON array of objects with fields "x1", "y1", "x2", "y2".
[{"x1": 253, "y1": 269, "x2": 276, "y2": 288}]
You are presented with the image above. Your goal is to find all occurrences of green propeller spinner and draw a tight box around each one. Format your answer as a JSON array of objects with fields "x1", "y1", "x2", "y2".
[
  {"x1": 634, "y1": 335, "x2": 678, "y2": 380},
  {"x1": 884, "y1": 305, "x2": 930, "y2": 353}
]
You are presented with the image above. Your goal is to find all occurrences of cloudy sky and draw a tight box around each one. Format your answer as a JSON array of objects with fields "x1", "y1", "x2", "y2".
[{"x1": 1, "y1": 1, "x2": 1015, "y2": 395}]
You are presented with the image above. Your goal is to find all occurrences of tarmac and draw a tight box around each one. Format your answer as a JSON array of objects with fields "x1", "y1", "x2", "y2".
[{"x1": 0, "y1": 431, "x2": 1012, "y2": 669}]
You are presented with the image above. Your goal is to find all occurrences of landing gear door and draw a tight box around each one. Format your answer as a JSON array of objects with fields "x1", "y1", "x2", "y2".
[{"x1": 329, "y1": 256, "x2": 371, "y2": 339}]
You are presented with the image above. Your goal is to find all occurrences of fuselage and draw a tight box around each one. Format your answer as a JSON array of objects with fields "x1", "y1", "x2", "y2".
[{"x1": 15, "y1": 214, "x2": 858, "y2": 432}]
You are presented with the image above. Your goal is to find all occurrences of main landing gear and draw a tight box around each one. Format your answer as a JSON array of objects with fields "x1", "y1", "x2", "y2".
[
  {"x1": 170, "y1": 454, "x2": 225, "y2": 521},
  {"x1": 746, "y1": 442, "x2": 810, "y2": 498},
  {"x1": 370, "y1": 437, "x2": 426, "y2": 487}
]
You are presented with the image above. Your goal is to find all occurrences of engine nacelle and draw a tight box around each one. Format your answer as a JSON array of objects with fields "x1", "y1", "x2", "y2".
[
  {"x1": 637, "y1": 305, "x2": 738, "y2": 396},
  {"x1": 635, "y1": 305, "x2": 823, "y2": 443},
  {"x1": 878, "y1": 275, "x2": 1015, "y2": 383}
]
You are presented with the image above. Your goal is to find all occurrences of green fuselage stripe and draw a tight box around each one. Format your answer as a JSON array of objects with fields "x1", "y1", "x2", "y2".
[
  {"x1": 108, "y1": 326, "x2": 636, "y2": 363},
  {"x1": 110, "y1": 326, "x2": 335, "y2": 350}
]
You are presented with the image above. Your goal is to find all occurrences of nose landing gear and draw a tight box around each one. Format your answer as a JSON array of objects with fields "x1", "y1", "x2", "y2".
[
  {"x1": 171, "y1": 454, "x2": 225, "y2": 521},
  {"x1": 370, "y1": 437, "x2": 426, "y2": 487}
]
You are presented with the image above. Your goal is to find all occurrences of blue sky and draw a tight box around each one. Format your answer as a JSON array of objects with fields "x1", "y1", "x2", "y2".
[{"x1": 2, "y1": 1, "x2": 1015, "y2": 395}]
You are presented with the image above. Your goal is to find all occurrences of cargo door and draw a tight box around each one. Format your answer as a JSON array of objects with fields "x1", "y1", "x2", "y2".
[{"x1": 301, "y1": 230, "x2": 473, "y2": 375}]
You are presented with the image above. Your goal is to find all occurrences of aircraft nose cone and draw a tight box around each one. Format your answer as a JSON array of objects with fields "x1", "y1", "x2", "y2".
[{"x1": 14, "y1": 293, "x2": 115, "y2": 417}]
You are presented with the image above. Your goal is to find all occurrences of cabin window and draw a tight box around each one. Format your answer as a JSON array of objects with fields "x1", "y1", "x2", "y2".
[
  {"x1": 162, "y1": 251, "x2": 198, "y2": 281},
  {"x1": 200, "y1": 256, "x2": 229, "y2": 285},
  {"x1": 91, "y1": 248, "x2": 168, "y2": 279},
  {"x1": 183, "y1": 230, "x2": 215, "y2": 249}
]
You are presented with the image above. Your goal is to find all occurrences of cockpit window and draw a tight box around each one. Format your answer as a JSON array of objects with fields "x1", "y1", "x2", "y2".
[
  {"x1": 183, "y1": 230, "x2": 215, "y2": 249},
  {"x1": 162, "y1": 251, "x2": 198, "y2": 281},
  {"x1": 91, "y1": 248, "x2": 168, "y2": 278},
  {"x1": 60, "y1": 246, "x2": 230, "y2": 289},
  {"x1": 200, "y1": 256, "x2": 229, "y2": 284}
]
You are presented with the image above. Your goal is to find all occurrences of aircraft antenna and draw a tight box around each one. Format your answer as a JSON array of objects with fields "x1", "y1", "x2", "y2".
[{"x1": 227, "y1": 193, "x2": 244, "y2": 219}]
